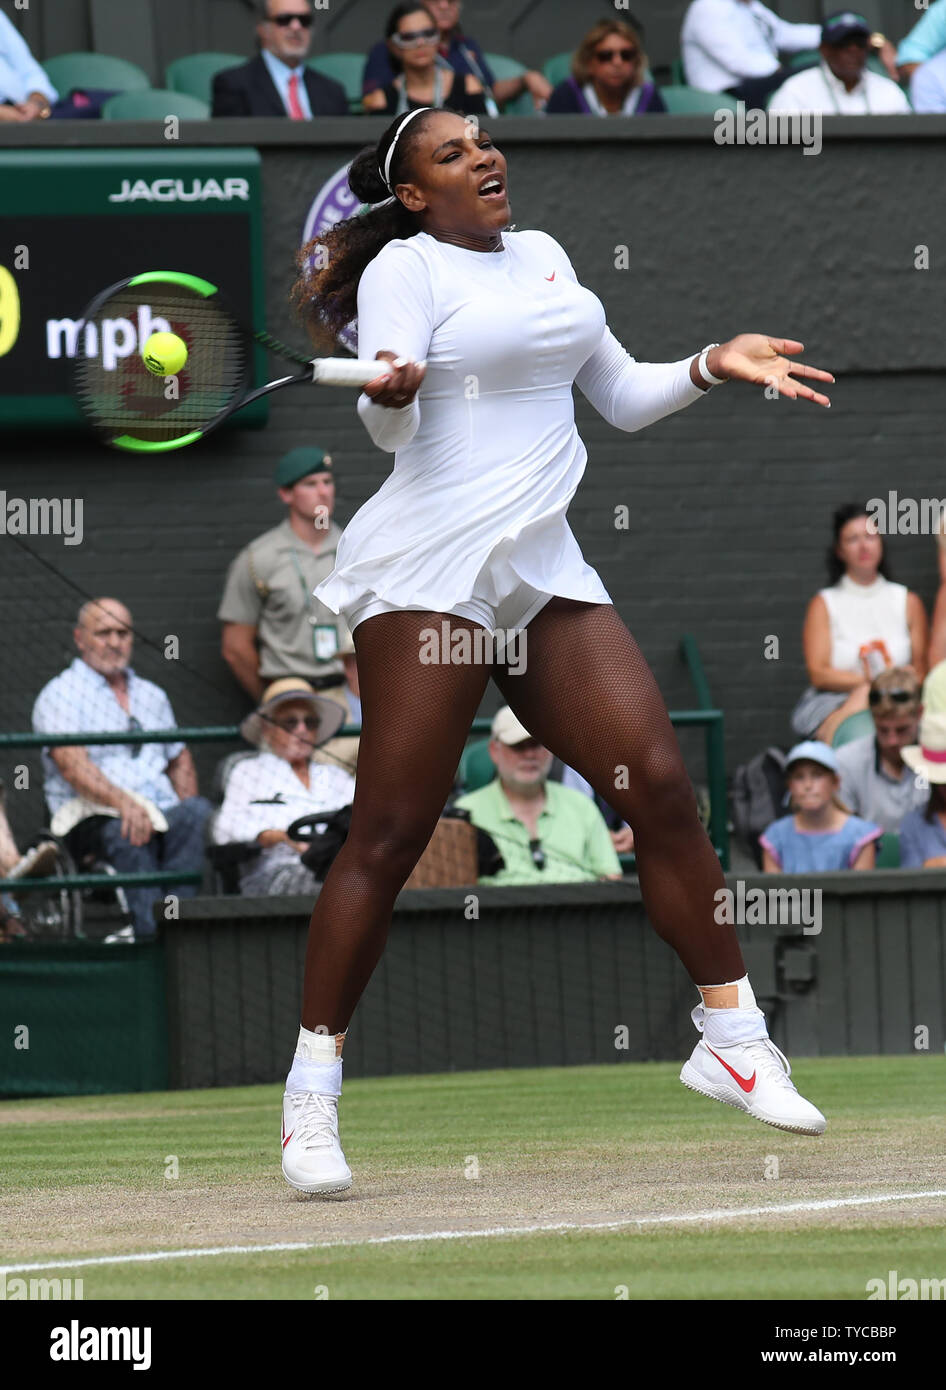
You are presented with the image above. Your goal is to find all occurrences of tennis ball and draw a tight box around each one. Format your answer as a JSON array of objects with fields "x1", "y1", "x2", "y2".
[{"x1": 142, "y1": 331, "x2": 188, "y2": 376}]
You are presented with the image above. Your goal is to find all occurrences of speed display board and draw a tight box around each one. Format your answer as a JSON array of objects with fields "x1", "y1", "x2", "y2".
[{"x1": 0, "y1": 148, "x2": 265, "y2": 428}]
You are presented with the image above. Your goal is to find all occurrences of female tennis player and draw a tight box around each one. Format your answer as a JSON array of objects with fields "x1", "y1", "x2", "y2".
[{"x1": 281, "y1": 107, "x2": 834, "y2": 1194}]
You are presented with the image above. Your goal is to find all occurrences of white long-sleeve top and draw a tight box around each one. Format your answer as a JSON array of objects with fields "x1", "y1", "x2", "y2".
[
  {"x1": 682, "y1": 0, "x2": 822, "y2": 92},
  {"x1": 314, "y1": 227, "x2": 710, "y2": 619}
]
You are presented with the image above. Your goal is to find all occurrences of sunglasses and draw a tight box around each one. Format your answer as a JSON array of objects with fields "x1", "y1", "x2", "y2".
[
  {"x1": 392, "y1": 26, "x2": 439, "y2": 47},
  {"x1": 274, "y1": 714, "x2": 320, "y2": 732},
  {"x1": 869, "y1": 688, "x2": 916, "y2": 706},
  {"x1": 594, "y1": 47, "x2": 638, "y2": 63},
  {"x1": 127, "y1": 714, "x2": 143, "y2": 759},
  {"x1": 270, "y1": 12, "x2": 314, "y2": 27},
  {"x1": 528, "y1": 838, "x2": 546, "y2": 871}
]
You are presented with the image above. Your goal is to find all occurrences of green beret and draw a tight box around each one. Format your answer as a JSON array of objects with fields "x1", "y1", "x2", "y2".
[{"x1": 274, "y1": 446, "x2": 333, "y2": 489}]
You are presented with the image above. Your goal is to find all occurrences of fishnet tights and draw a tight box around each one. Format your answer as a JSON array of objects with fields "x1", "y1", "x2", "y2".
[{"x1": 301, "y1": 598, "x2": 744, "y2": 1032}]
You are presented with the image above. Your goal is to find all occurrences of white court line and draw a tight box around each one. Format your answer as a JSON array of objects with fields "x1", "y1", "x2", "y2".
[{"x1": 2, "y1": 1188, "x2": 946, "y2": 1275}]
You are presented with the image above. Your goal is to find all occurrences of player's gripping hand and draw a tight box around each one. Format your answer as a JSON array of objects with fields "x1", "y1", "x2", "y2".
[{"x1": 363, "y1": 350, "x2": 427, "y2": 409}]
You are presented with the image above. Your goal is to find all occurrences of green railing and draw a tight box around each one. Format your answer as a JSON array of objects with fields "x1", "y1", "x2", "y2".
[{"x1": 0, "y1": 637, "x2": 727, "y2": 893}]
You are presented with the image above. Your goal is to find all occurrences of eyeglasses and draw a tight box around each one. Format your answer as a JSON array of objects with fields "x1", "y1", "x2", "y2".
[
  {"x1": 508, "y1": 739, "x2": 542, "y2": 753},
  {"x1": 127, "y1": 715, "x2": 143, "y2": 759},
  {"x1": 270, "y1": 12, "x2": 314, "y2": 27},
  {"x1": 869, "y1": 688, "x2": 916, "y2": 706},
  {"x1": 275, "y1": 714, "x2": 321, "y2": 732},
  {"x1": 392, "y1": 26, "x2": 439, "y2": 47},
  {"x1": 528, "y1": 838, "x2": 546, "y2": 870},
  {"x1": 594, "y1": 47, "x2": 638, "y2": 64}
]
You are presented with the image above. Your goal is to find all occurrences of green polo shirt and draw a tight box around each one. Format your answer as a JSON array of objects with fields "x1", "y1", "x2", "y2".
[
  {"x1": 455, "y1": 778, "x2": 622, "y2": 886},
  {"x1": 218, "y1": 518, "x2": 345, "y2": 680}
]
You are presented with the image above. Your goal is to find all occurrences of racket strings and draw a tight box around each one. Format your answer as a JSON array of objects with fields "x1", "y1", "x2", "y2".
[{"x1": 75, "y1": 287, "x2": 248, "y2": 443}]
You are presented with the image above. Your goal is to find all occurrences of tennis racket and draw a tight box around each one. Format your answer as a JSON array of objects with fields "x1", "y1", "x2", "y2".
[{"x1": 72, "y1": 270, "x2": 396, "y2": 453}]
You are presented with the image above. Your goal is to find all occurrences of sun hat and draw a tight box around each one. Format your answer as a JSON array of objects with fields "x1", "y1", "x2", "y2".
[
  {"x1": 239, "y1": 678, "x2": 346, "y2": 750},
  {"x1": 901, "y1": 712, "x2": 946, "y2": 785}
]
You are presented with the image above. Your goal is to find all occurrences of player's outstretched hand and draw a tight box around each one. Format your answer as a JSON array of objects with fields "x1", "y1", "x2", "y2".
[
  {"x1": 710, "y1": 335, "x2": 834, "y2": 407},
  {"x1": 364, "y1": 349, "x2": 427, "y2": 409}
]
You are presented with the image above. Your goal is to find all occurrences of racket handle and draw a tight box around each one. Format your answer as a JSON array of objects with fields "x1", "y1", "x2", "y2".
[{"x1": 311, "y1": 357, "x2": 425, "y2": 387}]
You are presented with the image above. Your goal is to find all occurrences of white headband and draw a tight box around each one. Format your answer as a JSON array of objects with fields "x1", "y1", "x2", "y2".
[{"x1": 379, "y1": 106, "x2": 432, "y2": 194}]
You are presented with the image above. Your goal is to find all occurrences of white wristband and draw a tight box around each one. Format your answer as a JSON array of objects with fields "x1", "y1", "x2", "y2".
[{"x1": 697, "y1": 343, "x2": 727, "y2": 387}]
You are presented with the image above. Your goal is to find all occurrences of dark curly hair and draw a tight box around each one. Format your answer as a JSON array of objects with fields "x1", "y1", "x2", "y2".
[
  {"x1": 825, "y1": 501, "x2": 892, "y2": 586},
  {"x1": 291, "y1": 109, "x2": 440, "y2": 346}
]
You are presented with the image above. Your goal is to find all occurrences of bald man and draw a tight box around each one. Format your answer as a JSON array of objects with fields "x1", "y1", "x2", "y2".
[{"x1": 32, "y1": 598, "x2": 210, "y2": 939}]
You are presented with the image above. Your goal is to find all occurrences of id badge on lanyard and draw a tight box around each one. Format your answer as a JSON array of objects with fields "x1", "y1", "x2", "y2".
[{"x1": 312, "y1": 621, "x2": 339, "y2": 663}]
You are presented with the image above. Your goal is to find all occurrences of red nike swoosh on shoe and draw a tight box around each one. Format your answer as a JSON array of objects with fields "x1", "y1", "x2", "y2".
[
  {"x1": 545, "y1": 272, "x2": 556, "y2": 281},
  {"x1": 705, "y1": 1045, "x2": 756, "y2": 1092},
  {"x1": 282, "y1": 1127, "x2": 294, "y2": 1149}
]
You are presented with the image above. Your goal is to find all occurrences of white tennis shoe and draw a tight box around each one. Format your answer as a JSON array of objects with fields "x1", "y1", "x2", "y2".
[
  {"x1": 281, "y1": 1091, "x2": 352, "y2": 1194},
  {"x1": 681, "y1": 1034, "x2": 826, "y2": 1136}
]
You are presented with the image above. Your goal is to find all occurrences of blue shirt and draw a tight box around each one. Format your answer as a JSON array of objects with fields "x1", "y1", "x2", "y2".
[
  {"x1": 760, "y1": 813, "x2": 881, "y2": 872},
  {"x1": 0, "y1": 11, "x2": 57, "y2": 104},
  {"x1": 911, "y1": 48, "x2": 946, "y2": 112},
  {"x1": 362, "y1": 33, "x2": 494, "y2": 94},
  {"x1": 261, "y1": 49, "x2": 313, "y2": 118},
  {"x1": 898, "y1": 0, "x2": 946, "y2": 66},
  {"x1": 32, "y1": 658, "x2": 185, "y2": 814},
  {"x1": 898, "y1": 807, "x2": 946, "y2": 867}
]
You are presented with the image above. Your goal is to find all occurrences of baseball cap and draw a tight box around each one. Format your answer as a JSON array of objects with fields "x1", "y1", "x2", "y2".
[
  {"x1": 786, "y1": 740, "x2": 840, "y2": 775},
  {"x1": 822, "y1": 11, "x2": 871, "y2": 44},
  {"x1": 491, "y1": 706, "x2": 534, "y2": 746},
  {"x1": 275, "y1": 446, "x2": 333, "y2": 489}
]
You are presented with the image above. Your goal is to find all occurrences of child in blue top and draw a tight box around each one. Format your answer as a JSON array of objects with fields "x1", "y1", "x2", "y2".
[{"x1": 761, "y1": 741, "x2": 881, "y2": 873}]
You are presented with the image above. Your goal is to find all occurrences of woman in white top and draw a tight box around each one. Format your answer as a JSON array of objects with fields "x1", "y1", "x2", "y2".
[
  {"x1": 280, "y1": 107, "x2": 835, "y2": 1195},
  {"x1": 793, "y1": 503, "x2": 928, "y2": 744}
]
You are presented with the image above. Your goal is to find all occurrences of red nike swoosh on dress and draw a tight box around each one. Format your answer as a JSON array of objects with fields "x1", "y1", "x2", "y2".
[
  {"x1": 705, "y1": 1045, "x2": 756, "y2": 1092},
  {"x1": 544, "y1": 272, "x2": 555, "y2": 281}
]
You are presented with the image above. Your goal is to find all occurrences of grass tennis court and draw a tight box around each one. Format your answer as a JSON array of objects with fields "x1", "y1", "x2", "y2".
[{"x1": 2, "y1": 1057, "x2": 944, "y2": 1300}]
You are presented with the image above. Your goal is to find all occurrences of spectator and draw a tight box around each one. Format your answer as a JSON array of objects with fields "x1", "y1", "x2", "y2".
[
  {"x1": 545, "y1": 16, "x2": 667, "y2": 116},
  {"x1": 556, "y1": 762, "x2": 635, "y2": 854},
  {"x1": 212, "y1": 0, "x2": 347, "y2": 118},
  {"x1": 362, "y1": 4, "x2": 488, "y2": 117},
  {"x1": 791, "y1": 503, "x2": 927, "y2": 744},
  {"x1": 910, "y1": 47, "x2": 946, "y2": 112},
  {"x1": 760, "y1": 741, "x2": 880, "y2": 872},
  {"x1": 835, "y1": 667, "x2": 926, "y2": 833},
  {"x1": 681, "y1": 0, "x2": 823, "y2": 106},
  {"x1": 769, "y1": 12, "x2": 910, "y2": 115},
  {"x1": 454, "y1": 707, "x2": 623, "y2": 885},
  {"x1": 897, "y1": 0, "x2": 946, "y2": 85},
  {"x1": 213, "y1": 679, "x2": 353, "y2": 895},
  {"x1": 31, "y1": 598, "x2": 211, "y2": 940},
  {"x1": 898, "y1": 710, "x2": 946, "y2": 867},
  {"x1": 0, "y1": 9, "x2": 56, "y2": 121},
  {"x1": 0, "y1": 784, "x2": 58, "y2": 942},
  {"x1": 925, "y1": 509, "x2": 946, "y2": 667},
  {"x1": 312, "y1": 622, "x2": 360, "y2": 777},
  {"x1": 362, "y1": 0, "x2": 550, "y2": 113},
  {"x1": 219, "y1": 447, "x2": 348, "y2": 704}
]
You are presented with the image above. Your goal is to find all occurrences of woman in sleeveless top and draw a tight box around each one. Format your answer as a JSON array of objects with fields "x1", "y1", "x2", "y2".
[{"x1": 792, "y1": 503, "x2": 928, "y2": 744}]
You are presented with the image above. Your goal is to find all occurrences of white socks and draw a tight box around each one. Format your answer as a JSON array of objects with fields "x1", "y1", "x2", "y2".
[{"x1": 285, "y1": 1025, "x2": 343, "y2": 1098}]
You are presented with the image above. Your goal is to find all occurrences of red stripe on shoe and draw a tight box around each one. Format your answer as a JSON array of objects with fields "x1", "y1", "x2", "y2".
[{"x1": 705, "y1": 1045, "x2": 756, "y2": 1093}]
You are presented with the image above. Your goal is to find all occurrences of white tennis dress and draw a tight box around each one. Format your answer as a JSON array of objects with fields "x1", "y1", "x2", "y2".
[{"x1": 314, "y1": 228, "x2": 710, "y2": 640}]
